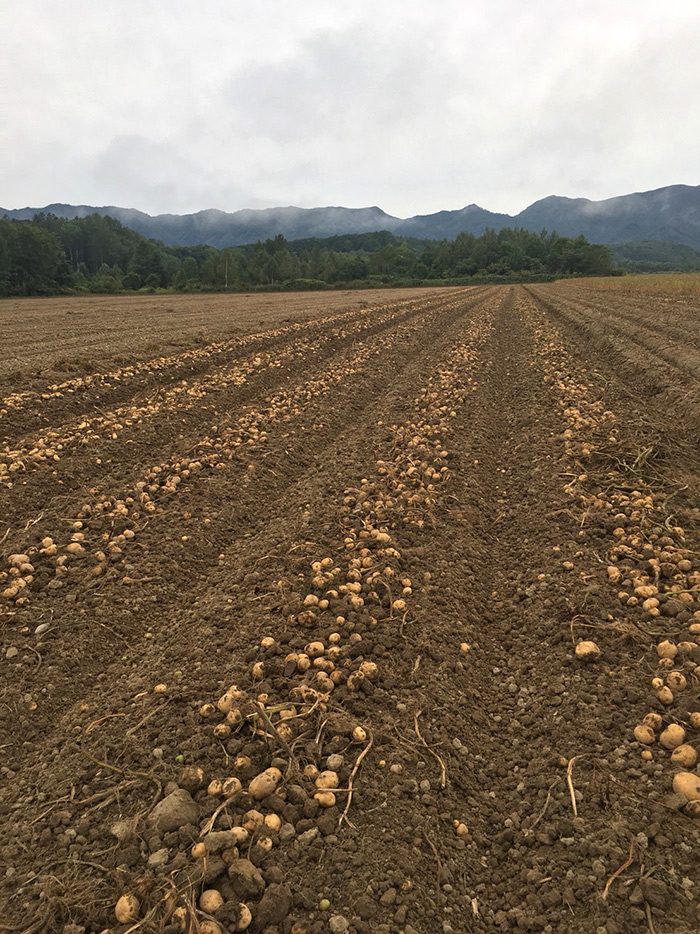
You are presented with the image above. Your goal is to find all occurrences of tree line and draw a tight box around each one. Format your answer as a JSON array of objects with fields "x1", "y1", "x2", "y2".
[{"x1": 0, "y1": 212, "x2": 618, "y2": 297}]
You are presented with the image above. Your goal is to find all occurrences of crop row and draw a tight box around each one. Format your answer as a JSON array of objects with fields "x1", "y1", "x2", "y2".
[
  {"x1": 0, "y1": 296, "x2": 450, "y2": 486},
  {"x1": 0, "y1": 297, "x2": 422, "y2": 417},
  {"x1": 522, "y1": 294, "x2": 700, "y2": 810},
  {"x1": 0, "y1": 295, "x2": 475, "y2": 612},
  {"x1": 100, "y1": 294, "x2": 499, "y2": 930}
]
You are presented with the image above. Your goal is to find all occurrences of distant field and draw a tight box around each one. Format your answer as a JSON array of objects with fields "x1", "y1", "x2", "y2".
[
  {"x1": 0, "y1": 286, "x2": 454, "y2": 382},
  {"x1": 557, "y1": 272, "x2": 700, "y2": 293}
]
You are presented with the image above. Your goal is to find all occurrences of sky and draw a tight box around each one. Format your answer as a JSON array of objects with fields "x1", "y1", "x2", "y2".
[{"x1": 3, "y1": 0, "x2": 700, "y2": 219}]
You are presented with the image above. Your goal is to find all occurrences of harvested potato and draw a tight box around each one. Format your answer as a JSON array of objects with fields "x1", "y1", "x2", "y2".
[
  {"x1": 671, "y1": 744, "x2": 697, "y2": 768},
  {"x1": 248, "y1": 767, "x2": 282, "y2": 800},
  {"x1": 235, "y1": 904, "x2": 252, "y2": 930},
  {"x1": 667, "y1": 671, "x2": 687, "y2": 692},
  {"x1": 633, "y1": 724, "x2": 655, "y2": 745},
  {"x1": 642, "y1": 712, "x2": 663, "y2": 731},
  {"x1": 673, "y1": 771, "x2": 700, "y2": 801},
  {"x1": 314, "y1": 791, "x2": 337, "y2": 808},
  {"x1": 575, "y1": 640, "x2": 600, "y2": 661},
  {"x1": 657, "y1": 641, "x2": 678, "y2": 660},
  {"x1": 115, "y1": 894, "x2": 140, "y2": 922},
  {"x1": 660, "y1": 724, "x2": 686, "y2": 749},
  {"x1": 200, "y1": 889, "x2": 224, "y2": 913}
]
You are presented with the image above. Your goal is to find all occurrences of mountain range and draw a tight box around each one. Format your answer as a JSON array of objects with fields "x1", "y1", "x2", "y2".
[{"x1": 4, "y1": 184, "x2": 700, "y2": 250}]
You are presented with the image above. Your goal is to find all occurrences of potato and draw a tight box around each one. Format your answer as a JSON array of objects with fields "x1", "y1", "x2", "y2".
[
  {"x1": 222, "y1": 777, "x2": 243, "y2": 797},
  {"x1": 633, "y1": 724, "x2": 655, "y2": 745},
  {"x1": 359, "y1": 661, "x2": 379, "y2": 681},
  {"x1": 200, "y1": 889, "x2": 224, "y2": 913},
  {"x1": 235, "y1": 904, "x2": 252, "y2": 931},
  {"x1": 660, "y1": 724, "x2": 686, "y2": 749},
  {"x1": 671, "y1": 744, "x2": 697, "y2": 768},
  {"x1": 574, "y1": 640, "x2": 600, "y2": 660},
  {"x1": 657, "y1": 640, "x2": 678, "y2": 660},
  {"x1": 217, "y1": 686, "x2": 244, "y2": 714},
  {"x1": 667, "y1": 671, "x2": 687, "y2": 692},
  {"x1": 673, "y1": 771, "x2": 700, "y2": 801},
  {"x1": 229, "y1": 826, "x2": 249, "y2": 844},
  {"x1": 656, "y1": 686, "x2": 674, "y2": 706},
  {"x1": 115, "y1": 894, "x2": 140, "y2": 922},
  {"x1": 243, "y1": 809, "x2": 265, "y2": 831},
  {"x1": 315, "y1": 770, "x2": 339, "y2": 790},
  {"x1": 248, "y1": 767, "x2": 282, "y2": 800},
  {"x1": 642, "y1": 712, "x2": 663, "y2": 731},
  {"x1": 251, "y1": 662, "x2": 264, "y2": 680},
  {"x1": 314, "y1": 791, "x2": 337, "y2": 808}
]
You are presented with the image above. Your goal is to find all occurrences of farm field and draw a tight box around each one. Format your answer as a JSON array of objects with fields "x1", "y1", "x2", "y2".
[{"x1": 1, "y1": 283, "x2": 700, "y2": 934}]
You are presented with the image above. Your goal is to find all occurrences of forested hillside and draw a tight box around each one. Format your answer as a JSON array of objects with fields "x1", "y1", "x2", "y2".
[{"x1": 0, "y1": 212, "x2": 616, "y2": 296}]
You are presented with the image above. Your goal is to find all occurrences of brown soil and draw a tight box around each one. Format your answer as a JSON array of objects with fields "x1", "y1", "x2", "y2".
[{"x1": 1, "y1": 285, "x2": 699, "y2": 934}]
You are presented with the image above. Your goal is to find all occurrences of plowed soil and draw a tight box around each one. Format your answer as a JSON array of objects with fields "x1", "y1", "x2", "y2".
[{"x1": 1, "y1": 284, "x2": 700, "y2": 934}]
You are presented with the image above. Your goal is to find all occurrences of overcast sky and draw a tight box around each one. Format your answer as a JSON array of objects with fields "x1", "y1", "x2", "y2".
[{"x1": 4, "y1": 0, "x2": 700, "y2": 218}]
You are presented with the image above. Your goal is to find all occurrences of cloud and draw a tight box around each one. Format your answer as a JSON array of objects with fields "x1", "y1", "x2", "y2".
[{"x1": 3, "y1": 0, "x2": 700, "y2": 216}]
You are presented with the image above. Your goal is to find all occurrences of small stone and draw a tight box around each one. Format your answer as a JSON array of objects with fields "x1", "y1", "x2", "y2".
[
  {"x1": 329, "y1": 916, "x2": 350, "y2": 934},
  {"x1": 35, "y1": 623, "x2": 52, "y2": 637},
  {"x1": 279, "y1": 822, "x2": 296, "y2": 842},
  {"x1": 379, "y1": 887, "x2": 397, "y2": 907},
  {"x1": 662, "y1": 793, "x2": 688, "y2": 812},
  {"x1": 326, "y1": 754, "x2": 344, "y2": 771},
  {"x1": 5, "y1": 647, "x2": 18, "y2": 660},
  {"x1": 297, "y1": 827, "x2": 319, "y2": 846},
  {"x1": 147, "y1": 789, "x2": 198, "y2": 833},
  {"x1": 628, "y1": 885, "x2": 644, "y2": 906},
  {"x1": 147, "y1": 848, "x2": 169, "y2": 869},
  {"x1": 110, "y1": 821, "x2": 135, "y2": 843}
]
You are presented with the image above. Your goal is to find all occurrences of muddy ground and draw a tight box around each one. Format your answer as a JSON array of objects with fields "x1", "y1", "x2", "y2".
[{"x1": 1, "y1": 284, "x2": 699, "y2": 934}]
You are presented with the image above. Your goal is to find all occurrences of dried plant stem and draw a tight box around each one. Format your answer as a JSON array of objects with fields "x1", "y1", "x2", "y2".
[
  {"x1": 414, "y1": 711, "x2": 447, "y2": 789},
  {"x1": 602, "y1": 841, "x2": 634, "y2": 900},
  {"x1": 566, "y1": 755, "x2": 584, "y2": 817},
  {"x1": 338, "y1": 729, "x2": 373, "y2": 829}
]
